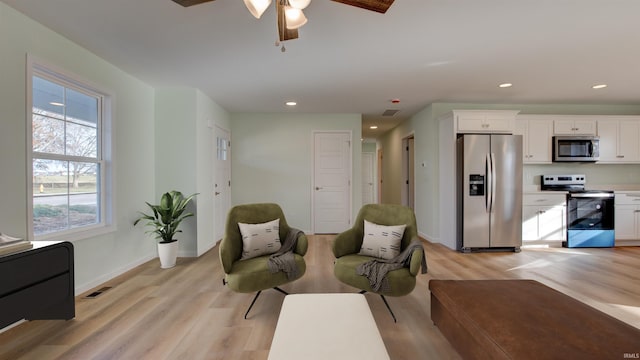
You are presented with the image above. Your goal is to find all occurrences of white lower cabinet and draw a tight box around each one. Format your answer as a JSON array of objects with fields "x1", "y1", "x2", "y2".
[
  {"x1": 614, "y1": 193, "x2": 640, "y2": 240},
  {"x1": 523, "y1": 194, "x2": 566, "y2": 242}
]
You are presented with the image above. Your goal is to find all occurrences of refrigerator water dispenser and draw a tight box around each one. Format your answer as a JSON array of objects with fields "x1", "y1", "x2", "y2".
[{"x1": 469, "y1": 174, "x2": 485, "y2": 196}]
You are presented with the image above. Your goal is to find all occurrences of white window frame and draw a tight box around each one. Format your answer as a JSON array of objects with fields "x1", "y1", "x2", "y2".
[{"x1": 26, "y1": 56, "x2": 115, "y2": 242}]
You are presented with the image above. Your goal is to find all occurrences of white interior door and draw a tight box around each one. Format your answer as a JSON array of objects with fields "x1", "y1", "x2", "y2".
[
  {"x1": 214, "y1": 126, "x2": 231, "y2": 242},
  {"x1": 313, "y1": 132, "x2": 351, "y2": 234},
  {"x1": 362, "y1": 152, "x2": 375, "y2": 204}
]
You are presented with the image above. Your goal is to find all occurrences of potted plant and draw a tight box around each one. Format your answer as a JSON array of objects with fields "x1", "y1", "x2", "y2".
[{"x1": 134, "y1": 190, "x2": 197, "y2": 268}]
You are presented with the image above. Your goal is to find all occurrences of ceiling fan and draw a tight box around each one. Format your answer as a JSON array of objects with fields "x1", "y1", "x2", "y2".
[{"x1": 171, "y1": 0, "x2": 395, "y2": 42}]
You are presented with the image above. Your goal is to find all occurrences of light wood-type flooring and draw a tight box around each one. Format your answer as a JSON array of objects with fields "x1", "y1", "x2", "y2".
[{"x1": 1, "y1": 235, "x2": 639, "y2": 359}]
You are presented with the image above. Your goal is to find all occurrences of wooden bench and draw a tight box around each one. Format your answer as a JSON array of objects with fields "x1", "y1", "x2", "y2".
[
  {"x1": 268, "y1": 293, "x2": 390, "y2": 360},
  {"x1": 429, "y1": 279, "x2": 640, "y2": 359}
]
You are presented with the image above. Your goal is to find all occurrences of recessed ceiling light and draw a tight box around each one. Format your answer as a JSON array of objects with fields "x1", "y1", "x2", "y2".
[
  {"x1": 370, "y1": 126, "x2": 378, "y2": 129},
  {"x1": 498, "y1": 83, "x2": 513, "y2": 88},
  {"x1": 49, "y1": 102, "x2": 64, "y2": 106},
  {"x1": 592, "y1": 84, "x2": 607, "y2": 89},
  {"x1": 285, "y1": 101, "x2": 297, "y2": 106}
]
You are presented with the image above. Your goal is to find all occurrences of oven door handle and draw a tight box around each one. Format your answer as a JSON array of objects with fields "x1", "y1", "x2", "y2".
[{"x1": 569, "y1": 193, "x2": 615, "y2": 198}]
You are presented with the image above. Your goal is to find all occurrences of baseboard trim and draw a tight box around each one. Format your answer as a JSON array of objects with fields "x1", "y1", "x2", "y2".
[
  {"x1": 178, "y1": 250, "x2": 198, "y2": 258},
  {"x1": 418, "y1": 231, "x2": 437, "y2": 244},
  {"x1": 74, "y1": 254, "x2": 155, "y2": 295}
]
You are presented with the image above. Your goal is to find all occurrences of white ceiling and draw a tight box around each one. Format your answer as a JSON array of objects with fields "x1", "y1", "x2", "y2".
[{"x1": 4, "y1": 0, "x2": 640, "y2": 138}]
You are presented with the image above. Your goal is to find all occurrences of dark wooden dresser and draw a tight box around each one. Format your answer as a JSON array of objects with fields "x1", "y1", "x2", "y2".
[{"x1": 0, "y1": 241, "x2": 75, "y2": 329}]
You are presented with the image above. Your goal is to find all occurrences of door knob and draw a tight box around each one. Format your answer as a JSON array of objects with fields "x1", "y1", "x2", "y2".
[
  {"x1": 215, "y1": 192, "x2": 220, "y2": 196},
  {"x1": 315, "y1": 187, "x2": 323, "y2": 190}
]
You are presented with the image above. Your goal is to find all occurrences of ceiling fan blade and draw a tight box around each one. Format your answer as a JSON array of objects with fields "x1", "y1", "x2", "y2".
[
  {"x1": 331, "y1": 0, "x2": 394, "y2": 13},
  {"x1": 277, "y1": 1, "x2": 299, "y2": 41},
  {"x1": 171, "y1": 0, "x2": 215, "y2": 7}
]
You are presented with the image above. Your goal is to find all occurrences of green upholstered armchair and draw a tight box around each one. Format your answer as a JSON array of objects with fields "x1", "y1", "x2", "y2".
[
  {"x1": 332, "y1": 203, "x2": 424, "y2": 322},
  {"x1": 220, "y1": 203, "x2": 308, "y2": 319}
]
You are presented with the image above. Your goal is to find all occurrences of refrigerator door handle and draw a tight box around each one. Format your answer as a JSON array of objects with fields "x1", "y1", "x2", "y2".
[
  {"x1": 490, "y1": 152, "x2": 497, "y2": 213},
  {"x1": 486, "y1": 153, "x2": 493, "y2": 213}
]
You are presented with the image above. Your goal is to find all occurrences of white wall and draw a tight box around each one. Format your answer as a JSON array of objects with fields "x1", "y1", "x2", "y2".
[
  {"x1": 154, "y1": 88, "x2": 198, "y2": 256},
  {"x1": 377, "y1": 104, "x2": 439, "y2": 242},
  {"x1": 1, "y1": 3, "x2": 157, "y2": 292},
  {"x1": 230, "y1": 113, "x2": 362, "y2": 232},
  {"x1": 154, "y1": 88, "x2": 231, "y2": 257}
]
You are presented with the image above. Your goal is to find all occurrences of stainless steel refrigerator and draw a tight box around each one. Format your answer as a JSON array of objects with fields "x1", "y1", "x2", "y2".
[{"x1": 456, "y1": 134, "x2": 523, "y2": 252}]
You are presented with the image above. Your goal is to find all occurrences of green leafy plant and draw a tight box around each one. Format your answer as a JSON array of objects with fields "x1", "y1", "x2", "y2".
[{"x1": 134, "y1": 190, "x2": 197, "y2": 243}]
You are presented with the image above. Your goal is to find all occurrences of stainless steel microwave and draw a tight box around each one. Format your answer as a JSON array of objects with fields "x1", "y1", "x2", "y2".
[{"x1": 553, "y1": 136, "x2": 600, "y2": 162}]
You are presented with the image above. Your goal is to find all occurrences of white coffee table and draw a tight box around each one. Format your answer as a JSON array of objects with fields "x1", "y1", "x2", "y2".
[{"x1": 268, "y1": 293, "x2": 390, "y2": 360}]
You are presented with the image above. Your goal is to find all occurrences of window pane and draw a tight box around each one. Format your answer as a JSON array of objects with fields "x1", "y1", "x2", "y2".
[
  {"x1": 33, "y1": 160, "x2": 100, "y2": 235},
  {"x1": 31, "y1": 67, "x2": 107, "y2": 239},
  {"x1": 66, "y1": 88, "x2": 98, "y2": 125},
  {"x1": 217, "y1": 136, "x2": 227, "y2": 161},
  {"x1": 69, "y1": 162, "x2": 99, "y2": 229},
  {"x1": 66, "y1": 121, "x2": 97, "y2": 158},
  {"x1": 33, "y1": 159, "x2": 69, "y2": 235},
  {"x1": 32, "y1": 114, "x2": 65, "y2": 154},
  {"x1": 33, "y1": 76, "x2": 65, "y2": 119}
]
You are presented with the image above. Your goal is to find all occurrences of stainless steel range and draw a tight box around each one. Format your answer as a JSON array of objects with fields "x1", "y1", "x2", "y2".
[{"x1": 541, "y1": 175, "x2": 615, "y2": 248}]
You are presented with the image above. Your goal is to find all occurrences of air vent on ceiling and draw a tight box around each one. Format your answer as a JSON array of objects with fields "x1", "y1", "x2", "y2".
[{"x1": 382, "y1": 109, "x2": 399, "y2": 116}]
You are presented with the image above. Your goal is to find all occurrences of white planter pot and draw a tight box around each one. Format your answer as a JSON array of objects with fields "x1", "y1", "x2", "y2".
[{"x1": 158, "y1": 241, "x2": 178, "y2": 269}]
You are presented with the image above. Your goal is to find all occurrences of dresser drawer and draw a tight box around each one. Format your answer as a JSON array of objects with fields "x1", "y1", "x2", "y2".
[
  {"x1": 0, "y1": 272, "x2": 73, "y2": 326},
  {"x1": 0, "y1": 245, "x2": 71, "y2": 297}
]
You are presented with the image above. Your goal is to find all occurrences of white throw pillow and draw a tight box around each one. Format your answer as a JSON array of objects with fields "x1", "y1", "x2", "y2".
[
  {"x1": 238, "y1": 218, "x2": 281, "y2": 260},
  {"x1": 359, "y1": 220, "x2": 406, "y2": 260}
]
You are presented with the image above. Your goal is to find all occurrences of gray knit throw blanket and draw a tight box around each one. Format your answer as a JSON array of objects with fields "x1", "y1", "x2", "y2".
[
  {"x1": 267, "y1": 227, "x2": 304, "y2": 280},
  {"x1": 356, "y1": 239, "x2": 427, "y2": 293}
]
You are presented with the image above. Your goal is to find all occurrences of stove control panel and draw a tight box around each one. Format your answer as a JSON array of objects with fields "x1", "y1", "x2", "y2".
[{"x1": 541, "y1": 174, "x2": 586, "y2": 191}]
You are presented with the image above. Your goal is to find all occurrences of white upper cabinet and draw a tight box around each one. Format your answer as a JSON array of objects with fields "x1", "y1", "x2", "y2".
[
  {"x1": 597, "y1": 117, "x2": 640, "y2": 163},
  {"x1": 455, "y1": 110, "x2": 519, "y2": 134},
  {"x1": 515, "y1": 116, "x2": 553, "y2": 164},
  {"x1": 553, "y1": 116, "x2": 597, "y2": 135}
]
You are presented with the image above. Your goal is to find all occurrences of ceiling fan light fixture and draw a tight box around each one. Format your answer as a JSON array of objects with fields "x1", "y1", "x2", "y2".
[
  {"x1": 284, "y1": 6, "x2": 307, "y2": 29},
  {"x1": 288, "y1": 0, "x2": 311, "y2": 9},
  {"x1": 244, "y1": 0, "x2": 272, "y2": 19}
]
